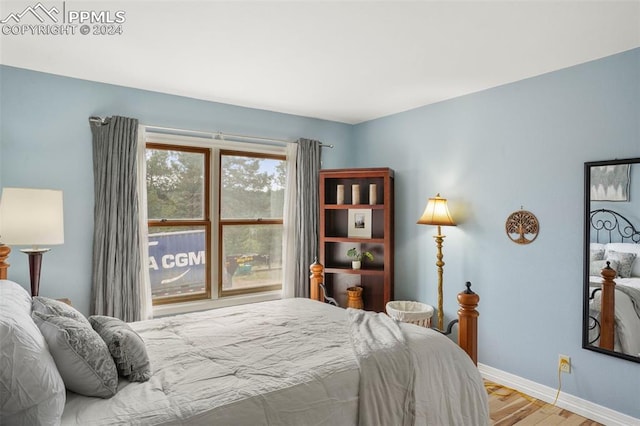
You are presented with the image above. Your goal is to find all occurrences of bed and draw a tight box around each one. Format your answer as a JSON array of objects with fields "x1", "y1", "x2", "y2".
[
  {"x1": 588, "y1": 209, "x2": 640, "y2": 357},
  {"x1": 1, "y1": 261, "x2": 489, "y2": 425}
]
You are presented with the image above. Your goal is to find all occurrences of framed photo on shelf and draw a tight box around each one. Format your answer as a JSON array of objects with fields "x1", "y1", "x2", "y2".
[{"x1": 348, "y1": 209, "x2": 372, "y2": 238}]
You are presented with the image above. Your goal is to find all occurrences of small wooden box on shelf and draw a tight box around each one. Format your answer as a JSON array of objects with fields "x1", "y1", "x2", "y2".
[{"x1": 316, "y1": 168, "x2": 394, "y2": 312}]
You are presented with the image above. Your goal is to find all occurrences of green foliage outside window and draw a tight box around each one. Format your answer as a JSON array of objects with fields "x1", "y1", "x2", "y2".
[
  {"x1": 220, "y1": 154, "x2": 285, "y2": 261},
  {"x1": 146, "y1": 149, "x2": 205, "y2": 221},
  {"x1": 146, "y1": 148, "x2": 287, "y2": 275}
]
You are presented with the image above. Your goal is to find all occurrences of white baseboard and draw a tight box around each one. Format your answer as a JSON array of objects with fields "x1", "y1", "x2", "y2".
[{"x1": 478, "y1": 363, "x2": 640, "y2": 426}]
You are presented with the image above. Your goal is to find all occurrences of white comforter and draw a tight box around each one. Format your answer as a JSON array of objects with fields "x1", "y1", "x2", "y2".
[
  {"x1": 347, "y1": 308, "x2": 414, "y2": 426},
  {"x1": 62, "y1": 298, "x2": 488, "y2": 425}
]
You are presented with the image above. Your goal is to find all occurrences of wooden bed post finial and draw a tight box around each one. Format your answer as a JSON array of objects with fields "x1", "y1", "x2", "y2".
[
  {"x1": 0, "y1": 244, "x2": 10, "y2": 280},
  {"x1": 599, "y1": 261, "x2": 616, "y2": 351},
  {"x1": 457, "y1": 281, "x2": 479, "y2": 366},
  {"x1": 309, "y1": 258, "x2": 324, "y2": 302}
]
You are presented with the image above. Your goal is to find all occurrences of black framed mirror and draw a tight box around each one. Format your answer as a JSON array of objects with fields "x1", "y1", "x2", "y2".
[{"x1": 583, "y1": 158, "x2": 640, "y2": 363}]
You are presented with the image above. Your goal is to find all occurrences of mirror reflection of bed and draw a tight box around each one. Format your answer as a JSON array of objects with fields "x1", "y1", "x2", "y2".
[{"x1": 584, "y1": 158, "x2": 640, "y2": 363}]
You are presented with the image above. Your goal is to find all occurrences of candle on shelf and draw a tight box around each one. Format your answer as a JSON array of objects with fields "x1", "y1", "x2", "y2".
[
  {"x1": 336, "y1": 185, "x2": 345, "y2": 205},
  {"x1": 369, "y1": 184, "x2": 377, "y2": 205},
  {"x1": 352, "y1": 184, "x2": 360, "y2": 205}
]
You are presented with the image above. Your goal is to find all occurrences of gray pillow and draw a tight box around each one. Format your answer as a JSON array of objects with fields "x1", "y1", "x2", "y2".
[
  {"x1": 32, "y1": 296, "x2": 91, "y2": 327},
  {"x1": 589, "y1": 260, "x2": 618, "y2": 277},
  {"x1": 605, "y1": 250, "x2": 637, "y2": 278},
  {"x1": 32, "y1": 311, "x2": 118, "y2": 398},
  {"x1": 89, "y1": 315, "x2": 152, "y2": 382},
  {"x1": 590, "y1": 249, "x2": 605, "y2": 262}
]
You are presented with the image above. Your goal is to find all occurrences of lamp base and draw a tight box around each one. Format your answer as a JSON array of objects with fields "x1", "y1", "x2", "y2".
[{"x1": 20, "y1": 248, "x2": 50, "y2": 297}]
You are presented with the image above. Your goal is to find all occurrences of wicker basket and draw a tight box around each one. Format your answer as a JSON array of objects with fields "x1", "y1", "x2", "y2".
[{"x1": 385, "y1": 301, "x2": 434, "y2": 328}]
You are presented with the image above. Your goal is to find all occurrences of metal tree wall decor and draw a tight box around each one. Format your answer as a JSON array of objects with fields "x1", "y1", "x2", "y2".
[{"x1": 505, "y1": 209, "x2": 539, "y2": 245}]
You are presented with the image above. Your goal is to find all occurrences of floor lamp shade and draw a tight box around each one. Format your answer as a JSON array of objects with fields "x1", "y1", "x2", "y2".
[
  {"x1": 0, "y1": 188, "x2": 64, "y2": 296},
  {"x1": 417, "y1": 194, "x2": 456, "y2": 227}
]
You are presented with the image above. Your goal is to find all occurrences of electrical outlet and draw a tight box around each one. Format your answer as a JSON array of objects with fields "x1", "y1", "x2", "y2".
[{"x1": 559, "y1": 355, "x2": 571, "y2": 374}]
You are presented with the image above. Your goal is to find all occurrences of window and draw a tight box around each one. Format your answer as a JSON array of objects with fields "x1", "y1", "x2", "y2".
[
  {"x1": 146, "y1": 144, "x2": 211, "y2": 305},
  {"x1": 219, "y1": 150, "x2": 286, "y2": 296},
  {"x1": 144, "y1": 136, "x2": 288, "y2": 307}
]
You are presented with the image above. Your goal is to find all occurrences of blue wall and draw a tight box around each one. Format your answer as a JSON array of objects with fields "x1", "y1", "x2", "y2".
[
  {"x1": 0, "y1": 65, "x2": 352, "y2": 314},
  {"x1": 1, "y1": 48, "x2": 639, "y2": 418},
  {"x1": 352, "y1": 48, "x2": 640, "y2": 418}
]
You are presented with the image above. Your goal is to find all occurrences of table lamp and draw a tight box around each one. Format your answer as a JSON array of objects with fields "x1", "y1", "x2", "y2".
[
  {"x1": 0, "y1": 188, "x2": 64, "y2": 296},
  {"x1": 417, "y1": 193, "x2": 456, "y2": 330}
]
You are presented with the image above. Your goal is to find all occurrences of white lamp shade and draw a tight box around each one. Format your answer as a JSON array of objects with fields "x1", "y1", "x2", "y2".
[
  {"x1": 417, "y1": 193, "x2": 456, "y2": 227},
  {"x1": 0, "y1": 188, "x2": 64, "y2": 246}
]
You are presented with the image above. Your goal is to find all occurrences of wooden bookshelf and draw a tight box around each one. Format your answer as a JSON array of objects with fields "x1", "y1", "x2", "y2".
[{"x1": 317, "y1": 168, "x2": 394, "y2": 312}]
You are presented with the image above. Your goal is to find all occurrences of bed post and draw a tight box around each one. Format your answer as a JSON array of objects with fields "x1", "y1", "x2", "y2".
[
  {"x1": 457, "y1": 282, "x2": 479, "y2": 366},
  {"x1": 309, "y1": 259, "x2": 324, "y2": 302},
  {"x1": 0, "y1": 244, "x2": 10, "y2": 280},
  {"x1": 599, "y1": 262, "x2": 616, "y2": 351}
]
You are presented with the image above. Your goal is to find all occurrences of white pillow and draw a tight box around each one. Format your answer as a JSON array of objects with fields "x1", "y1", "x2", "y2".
[
  {"x1": 32, "y1": 311, "x2": 119, "y2": 398},
  {"x1": 0, "y1": 279, "x2": 31, "y2": 312},
  {"x1": 0, "y1": 280, "x2": 65, "y2": 425},
  {"x1": 604, "y1": 243, "x2": 640, "y2": 277}
]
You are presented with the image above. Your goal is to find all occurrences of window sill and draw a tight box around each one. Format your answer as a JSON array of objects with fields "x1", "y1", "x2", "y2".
[{"x1": 152, "y1": 291, "x2": 282, "y2": 317}]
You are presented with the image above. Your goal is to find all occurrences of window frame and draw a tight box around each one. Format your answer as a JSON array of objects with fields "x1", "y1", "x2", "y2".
[
  {"x1": 146, "y1": 142, "x2": 212, "y2": 305},
  {"x1": 142, "y1": 130, "x2": 289, "y2": 312},
  {"x1": 218, "y1": 149, "x2": 286, "y2": 297}
]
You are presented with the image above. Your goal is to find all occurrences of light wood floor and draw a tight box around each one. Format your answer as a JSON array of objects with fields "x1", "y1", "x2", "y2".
[{"x1": 486, "y1": 381, "x2": 603, "y2": 426}]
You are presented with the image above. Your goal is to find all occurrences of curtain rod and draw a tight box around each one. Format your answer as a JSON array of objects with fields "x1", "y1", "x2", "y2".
[{"x1": 88, "y1": 117, "x2": 334, "y2": 148}]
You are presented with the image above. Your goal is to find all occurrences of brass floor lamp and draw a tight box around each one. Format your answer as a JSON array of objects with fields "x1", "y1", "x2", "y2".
[{"x1": 417, "y1": 194, "x2": 456, "y2": 330}]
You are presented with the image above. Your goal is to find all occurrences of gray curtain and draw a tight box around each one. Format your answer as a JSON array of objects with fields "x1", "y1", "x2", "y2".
[
  {"x1": 90, "y1": 116, "x2": 141, "y2": 322},
  {"x1": 294, "y1": 138, "x2": 321, "y2": 297}
]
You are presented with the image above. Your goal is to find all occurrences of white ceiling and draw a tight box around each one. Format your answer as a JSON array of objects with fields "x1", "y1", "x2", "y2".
[{"x1": 1, "y1": 1, "x2": 639, "y2": 124}]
